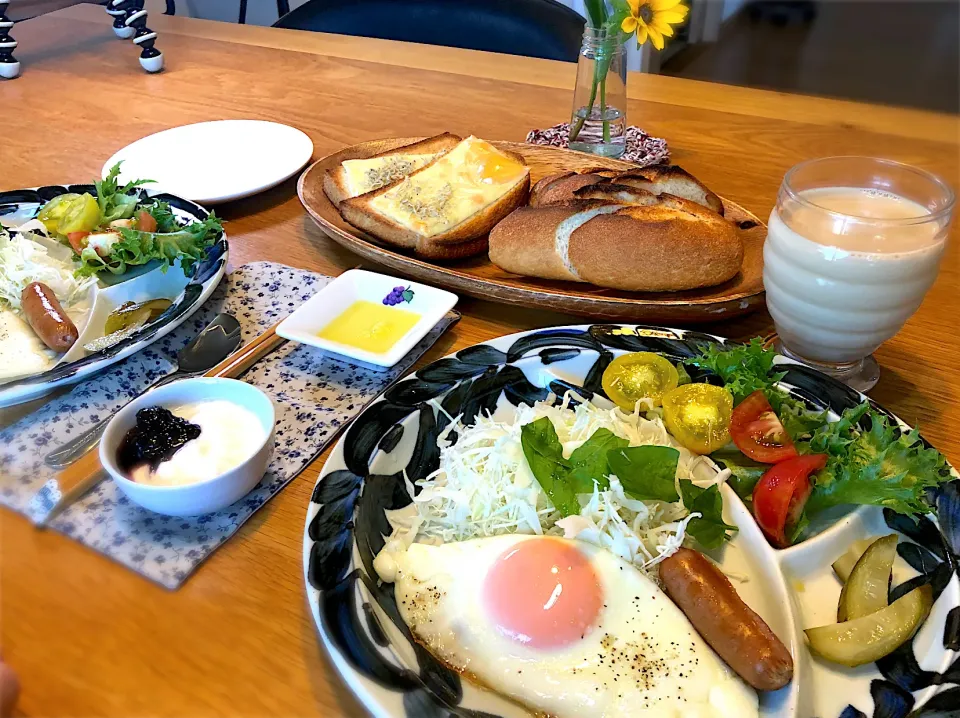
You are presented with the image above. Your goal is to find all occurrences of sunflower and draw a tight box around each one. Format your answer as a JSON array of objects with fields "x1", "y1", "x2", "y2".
[{"x1": 621, "y1": 0, "x2": 689, "y2": 51}]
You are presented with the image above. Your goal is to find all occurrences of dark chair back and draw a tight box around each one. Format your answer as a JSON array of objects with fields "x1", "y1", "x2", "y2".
[{"x1": 273, "y1": 0, "x2": 585, "y2": 62}]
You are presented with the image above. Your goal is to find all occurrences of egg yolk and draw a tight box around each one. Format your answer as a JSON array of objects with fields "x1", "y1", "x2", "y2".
[
  {"x1": 482, "y1": 538, "x2": 603, "y2": 649},
  {"x1": 464, "y1": 144, "x2": 524, "y2": 185}
]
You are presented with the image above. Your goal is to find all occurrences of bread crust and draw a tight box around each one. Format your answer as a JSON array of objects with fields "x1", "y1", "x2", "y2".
[
  {"x1": 614, "y1": 165, "x2": 724, "y2": 216},
  {"x1": 489, "y1": 200, "x2": 620, "y2": 281},
  {"x1": 340, "y1": 145, "x2": 530, "y2": 260},
  {"x1": 529, "y1": 171, "x2": 605, "y2": 206},
  {"x1": 567, "y1": 198, "x2": 743, "y2": 291},
  {"x1": 323, "y1": 133, "x2": 462, "y2": 207}
]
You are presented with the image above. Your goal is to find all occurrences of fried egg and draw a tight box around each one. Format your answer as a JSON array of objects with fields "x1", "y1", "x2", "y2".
[{"x1": 375, "y1": 535, "x2": 758, "y2": 717}]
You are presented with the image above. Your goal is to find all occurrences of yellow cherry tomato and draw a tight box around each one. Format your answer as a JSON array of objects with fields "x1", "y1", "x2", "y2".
[
  {"x1": 36, "y1": 193, "x2": 81, "y2": 234},
  {"x1": 57, "y1": 193, "x2": 101, "y2": 235},
  {"x1": 662, "y1": 383, "x2": 734, "y2": 455},
  {"x1": 602, "y1": 352, "x2": 680, "y2": 410}
]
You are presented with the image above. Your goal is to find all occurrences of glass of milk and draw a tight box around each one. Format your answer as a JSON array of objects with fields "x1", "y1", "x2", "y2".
[{"x1": 764, "y1": 157, "x2": 954, "y2": 391}]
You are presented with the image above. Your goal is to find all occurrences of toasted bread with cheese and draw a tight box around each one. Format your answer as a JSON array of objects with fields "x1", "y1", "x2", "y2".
[
  {"x1": 340, "y1": 136, "x2": 530, "y2": 259},
  {"x1": 323, "y1": 133, "x2": 462, "y2": 207}
]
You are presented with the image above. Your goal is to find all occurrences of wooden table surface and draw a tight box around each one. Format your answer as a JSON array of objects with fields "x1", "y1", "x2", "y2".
[{"x1": 2, "y1": 5, "x2": 958, "y2": 717}]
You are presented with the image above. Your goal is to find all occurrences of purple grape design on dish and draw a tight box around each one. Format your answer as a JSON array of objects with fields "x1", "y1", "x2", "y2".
[{"x1": 382, "y1": 286, "x2": 415, "y2": 306}]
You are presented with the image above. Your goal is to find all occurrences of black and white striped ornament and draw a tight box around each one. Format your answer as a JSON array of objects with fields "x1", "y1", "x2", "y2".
[
  {"x1": 112, "y1": 0, "x2": 164, "y2": 73},
  {"x1": 105, "y1": 0, "x2": 134, "y2": 39},
  {"x1": 0, "y1": 0, "x2": 19, "y2": 80}
]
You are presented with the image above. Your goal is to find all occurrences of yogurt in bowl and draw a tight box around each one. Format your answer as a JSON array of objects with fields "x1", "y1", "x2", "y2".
[{"x1": 100, "y1": 378, "x2": 275, "y2": 516}]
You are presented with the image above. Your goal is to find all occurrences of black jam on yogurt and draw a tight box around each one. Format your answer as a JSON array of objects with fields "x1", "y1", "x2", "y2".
[{"x1": 117, "y1": 406, "x2": 201, "y2": 474}]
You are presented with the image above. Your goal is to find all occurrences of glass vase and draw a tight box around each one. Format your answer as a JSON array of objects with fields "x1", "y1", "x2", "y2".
[{"x1": 568, "y1": 25, "x2": 627, "y2": 158}]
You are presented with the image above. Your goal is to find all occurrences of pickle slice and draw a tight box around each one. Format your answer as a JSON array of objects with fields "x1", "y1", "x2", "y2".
[
  {"x1": 831, "y1": 538, "x2": 875, "y2": 583},
  {"x1": 806, "y1": 585, "x2": 932, "y2": 667},
  {"x1": 838, "y1": 534, "x2": 898, "y2": 622}
]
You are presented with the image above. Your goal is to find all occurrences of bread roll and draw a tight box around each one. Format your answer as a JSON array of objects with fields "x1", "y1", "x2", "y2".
[
  {"x1": 488, "y1": 201, "x2": 623, "y2": 281},
  {"x1": 614, "y1": 165, "x2": 724, "y2": 216},
  {"x1": 529, "y1": 172, "x2": 605, "y2": 206},
  {"x1": 567, "y1": 196, "x2": 743, "y2": 291}
]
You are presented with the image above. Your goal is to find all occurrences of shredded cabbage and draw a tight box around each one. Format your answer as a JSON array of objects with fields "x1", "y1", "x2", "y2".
[
  {"x1": 381, "y1": 392, "x2": 730, "y2": 578},
  {"x1": 0, "y1": 224, "x2": 95, "y2": 312}
]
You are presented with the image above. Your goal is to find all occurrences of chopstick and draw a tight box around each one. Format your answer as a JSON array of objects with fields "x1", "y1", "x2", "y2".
[{"x1": 37, "y1": 322, "x2": 286, "y2": 526}]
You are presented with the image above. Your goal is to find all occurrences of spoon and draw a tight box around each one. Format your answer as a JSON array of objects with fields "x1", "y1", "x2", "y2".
[{"x1": 43, "y1": 313, "x2": 242, "y2": 469}]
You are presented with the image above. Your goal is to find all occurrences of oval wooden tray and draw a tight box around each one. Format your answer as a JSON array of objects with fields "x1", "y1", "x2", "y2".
[{"x1": 298, "y1": 139, "x2": 766, "y2": 323}]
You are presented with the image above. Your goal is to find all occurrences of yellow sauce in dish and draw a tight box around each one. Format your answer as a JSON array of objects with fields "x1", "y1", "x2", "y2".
[{"x1": 318, "y1": 300, "x2": 421, "y2": 354}]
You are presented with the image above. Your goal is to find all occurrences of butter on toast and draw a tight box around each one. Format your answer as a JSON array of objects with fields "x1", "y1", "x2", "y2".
[
  {"x1": 339, "y1": 136, "x2": 530, "y2": 260},
  {"x1": 323, "y1": 133, "x2": 462, "y2": 207}
]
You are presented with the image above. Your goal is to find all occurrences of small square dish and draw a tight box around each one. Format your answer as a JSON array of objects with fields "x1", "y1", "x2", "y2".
[{"x1": 276, "y1": 269, "x2": 458, "y2": 368}]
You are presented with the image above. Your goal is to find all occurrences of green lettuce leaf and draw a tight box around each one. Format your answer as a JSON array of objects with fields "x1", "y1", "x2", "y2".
[
  {"x1": 567, "y1": 428, "x2": 628, "y2": 492},
  {"x1": 75, "y1": 213, "x2": 222, "y2": 277},
  {"x1": 144, "y1": 200, "x2": 181, "y2": 233},
  {"x1": 805, "y1": 405, "x2": 949, "y2": 516},
  {"x1": 685, "y1": 338, "x2": 783, "y2": 404},
  {"x1": 95, "y1": 162, "x2": 155, "y2": 224},
  {"x1": 607, "y1": 445, "x2": 680, "y2": 502},
  {"x1": 520, "y1": 417, "x2": 579, "y2": 517},
  {"x1": 679, "y1": 480, "x2": 737, "y2": 549}
]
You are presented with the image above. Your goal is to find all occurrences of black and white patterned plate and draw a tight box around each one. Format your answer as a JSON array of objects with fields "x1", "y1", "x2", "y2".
[
  {"x1": 0, "y1": 185, "x2": 227, "y2": 407},
  {"x1": 302, "y1": 325, "x2": 960, "y2": 718}
]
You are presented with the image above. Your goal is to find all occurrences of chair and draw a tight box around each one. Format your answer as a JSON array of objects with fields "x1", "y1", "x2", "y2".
[{"x1": 273, "y1": 0, "x2": 586, "y2": 62}]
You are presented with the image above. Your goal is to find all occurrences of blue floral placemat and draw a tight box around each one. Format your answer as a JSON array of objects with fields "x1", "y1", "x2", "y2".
[{"x1": 0, "y1": 262, "x2": 458, "y2": 588}]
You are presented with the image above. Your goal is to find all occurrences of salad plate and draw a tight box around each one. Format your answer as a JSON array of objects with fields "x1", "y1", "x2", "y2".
[
  {"x1": 0, "y1": 174, "x2": 227, "y2": 408},
  {"x1": 303, "y1": 325, "x2": 959, "y2": 718}
]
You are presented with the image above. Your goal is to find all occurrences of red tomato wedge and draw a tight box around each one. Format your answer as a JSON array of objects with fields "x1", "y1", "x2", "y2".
[
  {"x1": 730, "y1": 390, "x2": 799, "y2": 463},
  {"x1": 136, "y1": 210, "x2": 158, "y2": 233},
  {"x1": 66, "y1": 231, "x2": 90, "y2": 254},
  {"x1": 753, "y1": 454, "x2": 827, "y2": 547}
]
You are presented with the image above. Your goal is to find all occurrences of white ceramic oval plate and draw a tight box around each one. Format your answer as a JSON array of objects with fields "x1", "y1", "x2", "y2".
[
  {"x1": 0, "y1": 185, "x2": 227, "y2": 408},
  {"x1": 302, "y1": 325, "x2": 959, "y2": 718},
  {"x1": 102, "y1": 120, "x2": 314, "y2": 205}
]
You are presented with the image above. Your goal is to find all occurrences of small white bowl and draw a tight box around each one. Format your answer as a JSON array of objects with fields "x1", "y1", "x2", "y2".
[
  {"x1": 276, "y1": 269, "x2": 458, "y2": 368},
  {"x1": 100, "y1": 378, "x2": 276, "y2": 517}
]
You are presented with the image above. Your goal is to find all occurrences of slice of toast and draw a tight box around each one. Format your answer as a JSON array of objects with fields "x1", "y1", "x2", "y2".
[
  {"x1": 340, "y1": 136, "x2": 530, "y2": 260},
  {"x1": 323, "y1": 133, "x2": 462, "y2": 207}
]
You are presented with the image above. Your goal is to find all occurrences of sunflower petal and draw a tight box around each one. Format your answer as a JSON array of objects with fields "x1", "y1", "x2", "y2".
[
  {"x1": 652, "y1": 19, "x2": 675, "y2": 37},
  {"x1": 636, "y1": 23, "x2": 649, "y2": 46},
  {"x1": 649, "y1": 0, "x2": 681, "y2": 10},
  {"x1": 657, "y1": 9, "x2": 688, "y2": 24},
  {"x1": 647, "y1": 25, "x2": 664, "y2": 50},
  {"x1": 621, "y1": 15, "x2": 639, "y2": 33},
  {"x1": 627, "y1": 0, "x2": 641, "y2": 15}
]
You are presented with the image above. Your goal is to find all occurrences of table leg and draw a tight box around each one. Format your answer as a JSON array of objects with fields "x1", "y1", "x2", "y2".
[
  {"x1": 112, "y1": 0, "x2": 164, "y2": 73},
  {"x1": 0, "y1": 0, "x2": 19, "y2": 79}
]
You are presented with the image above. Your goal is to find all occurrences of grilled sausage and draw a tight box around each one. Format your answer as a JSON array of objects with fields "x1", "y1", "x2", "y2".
[
  {"x1": 20, "y1": 282, "x2": 79, "y2": 352},
  {"x1": 659, "y1": 548, "x2": 794, "y2": 691}
]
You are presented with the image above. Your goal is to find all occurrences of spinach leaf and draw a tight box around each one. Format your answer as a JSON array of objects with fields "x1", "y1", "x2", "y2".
[
  {"x1": 679, "y1": 480, "x2": 737, "y2": 549},
  {"x1": 710, "y1": 448, "x2": 767, "y2": 502},
  {"x1": 607, "y1": 445, "x2": 680, "y2": 502},
  {"x1": 520, "y1": 417, "x2": 579, "y2": 517},
  {"x1": 568, "y1": 428, "x2": 628, "y2": 492}
]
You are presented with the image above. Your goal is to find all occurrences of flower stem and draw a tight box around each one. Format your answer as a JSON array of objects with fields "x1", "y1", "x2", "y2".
[{"x1": 599, "y1": 76, "x2": 610, "y2": 143}]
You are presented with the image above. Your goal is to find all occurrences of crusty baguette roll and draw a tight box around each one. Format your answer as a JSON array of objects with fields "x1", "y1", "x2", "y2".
[
  {"x1": 340, "y1": 137, "x2": 530, "y2": 260},
  {"x1": 614, "y1": 165, "x2": 724, "y2": 216},
  {"x1": 567, "y1": 195, "x2": 743, "y2": 291},
  {"x1": 532, "y1": 164, "x2": 725, "y2": 216},
  {"x1": 529, "y1": 171, "x2": 606, "y2": 206},
  {"x1": 573, "y1": 183, "x2": 659, "y2": 205},
  {"x1": 323, "y1": 133, "x2": 462, "y2": 207},
  {"x1": 489, "y1": 200, "x2": 623, "y2": 281}
]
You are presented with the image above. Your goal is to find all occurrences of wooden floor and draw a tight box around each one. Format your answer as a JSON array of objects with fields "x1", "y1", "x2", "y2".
[{"x1": 663, "y1": 0, "x2": 960, "y2": 114}]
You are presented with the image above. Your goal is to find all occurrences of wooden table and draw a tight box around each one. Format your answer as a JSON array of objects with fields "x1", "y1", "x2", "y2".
[{"x1": 2, "y1": 5, "x2": 958, "y2": 716}]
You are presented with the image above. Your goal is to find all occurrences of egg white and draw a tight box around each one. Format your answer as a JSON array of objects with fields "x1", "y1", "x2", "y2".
[{"x1": 381, "y1": 535, "x2": 759, "y2": 718}]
